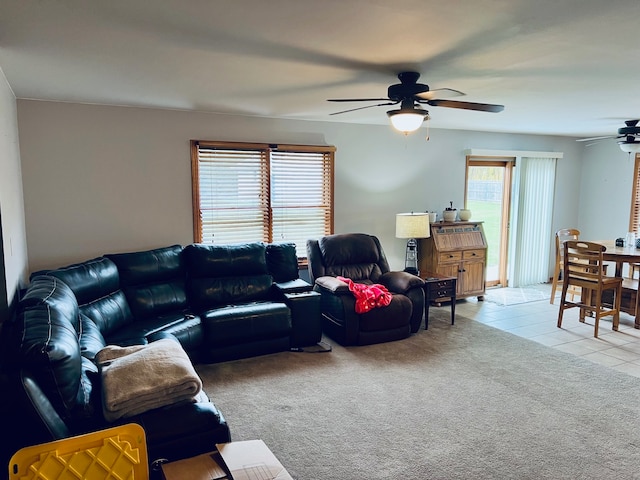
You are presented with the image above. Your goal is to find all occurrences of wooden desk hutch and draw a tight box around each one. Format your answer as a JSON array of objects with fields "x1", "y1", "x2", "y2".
[{"x1": 419, "y1": 221, "x2": 488, "y2": 301}]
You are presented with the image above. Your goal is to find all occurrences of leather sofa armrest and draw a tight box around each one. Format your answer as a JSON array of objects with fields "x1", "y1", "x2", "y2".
[
  {"x1": 19, "y1": 369, "x2": 71, "y2": 441},
  {"x1": 314, "y1": 276, "x2": 350, "y2": 294},
  {"x1": 379, "y1": 271, "x2": 425, "y2": 294}
]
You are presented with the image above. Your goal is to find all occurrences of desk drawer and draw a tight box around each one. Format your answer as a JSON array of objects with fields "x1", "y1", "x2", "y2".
[
  {"x1": 430, "y1": 287, "x2": 455, "y2": 299},
  {"x1": 427, "y1": 280, "x2": 456, "y2": 300},
  {"x1": 439, "y1": 251, "x2": 462, "y2": 263},
  {"x1": 463, "y1": 249, "x2": 485, "y2": 260}
]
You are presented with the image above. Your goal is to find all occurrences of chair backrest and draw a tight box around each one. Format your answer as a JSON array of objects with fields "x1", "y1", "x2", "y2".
[
  {"x1": 306, "y1": 233, "x2": 391, "y2": 284},
  {"x1": 563, "y1": 240, "x2": 606, "y2": 284},
  {"x1": 556, "y1": 228, "x2": 580, "y2": 266}
]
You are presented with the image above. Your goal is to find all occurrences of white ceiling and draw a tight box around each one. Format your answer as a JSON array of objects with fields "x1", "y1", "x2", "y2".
[{"x1": 2, "y1": 0, "x2": 640, "y2": 138}]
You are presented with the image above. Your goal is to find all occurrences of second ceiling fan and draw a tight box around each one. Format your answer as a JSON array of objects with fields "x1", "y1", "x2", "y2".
[
  {"x1": 327, "y1": 71, "x2": 505, "y2": 135},
  {"x1": 577, "y1": 119, "x2": 640, "y2": 153}
]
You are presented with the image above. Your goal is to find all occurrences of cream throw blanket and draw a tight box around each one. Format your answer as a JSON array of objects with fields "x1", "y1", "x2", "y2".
[{"x1": 97, "y1": 338, "x2": 204, "y2": 422}]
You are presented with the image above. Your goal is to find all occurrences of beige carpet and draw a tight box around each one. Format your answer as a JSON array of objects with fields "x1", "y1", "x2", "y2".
[{"x1": 196, "y1": 311, "x2": 640, "y2": 479}]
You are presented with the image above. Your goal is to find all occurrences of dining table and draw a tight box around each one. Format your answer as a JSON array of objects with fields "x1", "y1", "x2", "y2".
[
  {"x1": 597, "y1": 240, "x2": 640, "y2": 328},
  {"x1": 598, "y1": 240, "x2": 640, "y2": 276}
]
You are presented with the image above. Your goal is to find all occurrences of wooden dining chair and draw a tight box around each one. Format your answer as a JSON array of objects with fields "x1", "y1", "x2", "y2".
[
  {"x1": 629, "y1": 263, "x2": 640, "y2": 279},
  {"x1": 550, "y1": 228, "x2": 581, "y2": 304},
  {"x1": 557, "y1": 240, "x2": 623, "y2": 338}
]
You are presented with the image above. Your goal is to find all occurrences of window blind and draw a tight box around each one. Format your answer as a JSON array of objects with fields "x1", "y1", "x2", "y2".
[
  {"x1": 192, "y1": 141, "x2": 334, "y2": 259},
  {"x1": 195, "y1": 146, "x2": 269, "y2": 245},
  {"x1": 630, "y1": 154, "x2": 640, "y2": 234},
  {"x1": 271, "y1": 150, "x2": 333, "y2": 257}
]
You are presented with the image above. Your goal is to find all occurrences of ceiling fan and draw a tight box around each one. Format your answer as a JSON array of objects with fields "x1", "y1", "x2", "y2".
[
  {"x1": 327, "y1": 71, "x2": 505, "y2": 135},
  {"x1": 577, "y1": 119, "x2": 640, "y2": 153}
]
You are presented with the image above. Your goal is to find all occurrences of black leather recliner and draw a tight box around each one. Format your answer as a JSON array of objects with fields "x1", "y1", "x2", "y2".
[{"x1": 307, "y1": 233, "x2": 425, "y2": 346}]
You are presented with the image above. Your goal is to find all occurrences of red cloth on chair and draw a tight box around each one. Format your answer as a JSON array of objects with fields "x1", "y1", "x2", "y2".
[{"x1": 337, "y1": 276, "x2": 393, "y2": 314}]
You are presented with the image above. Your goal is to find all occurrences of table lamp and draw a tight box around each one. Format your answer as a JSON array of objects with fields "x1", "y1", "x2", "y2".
[{"x1": 396, "y1": 212, "x2": 431, "y2": 276}]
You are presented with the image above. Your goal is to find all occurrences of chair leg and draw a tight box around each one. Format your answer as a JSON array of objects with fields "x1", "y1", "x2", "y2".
[
  {"x1": 550, "y1": 265, "x2": 561, "y2": 305},
  {"x1": 557, "y1": 306, "x2": 564, "y2": 328},
  {"x1": 613, "y1": 286, "x2": 622, "y2": 331},
  {"x1": 557, "y1": 282, "x2": 569, "y2": 328},
  {"x1": 579, "y1": 288, "x2": 591, "y2": 323},
  {"x1": 593, "y1": 295, "x2": 601, "y2": 338}
]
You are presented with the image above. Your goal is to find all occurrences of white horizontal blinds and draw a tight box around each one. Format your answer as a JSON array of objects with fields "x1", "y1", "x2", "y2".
[
  {"x1": 197, "y1": 145, "x2": 269, "y2": 244},
  {"x1": 630, "y1": 154, "x2": 640, "y2": 233},
  {"x1": 271, "y1": 150, "x2": 333, "y2": 257}
]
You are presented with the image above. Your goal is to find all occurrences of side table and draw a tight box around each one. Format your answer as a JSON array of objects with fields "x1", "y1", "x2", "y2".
[{"x1": 422, "y1": 271, "x2": 457, "y2": 329}]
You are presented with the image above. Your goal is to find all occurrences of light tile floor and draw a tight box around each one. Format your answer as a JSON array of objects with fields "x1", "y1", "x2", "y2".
[{"x1": 449, "y1": 284, "x2": 640, "y2": 378}]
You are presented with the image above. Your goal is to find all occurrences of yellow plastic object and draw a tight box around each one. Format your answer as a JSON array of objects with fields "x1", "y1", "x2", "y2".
[{"x1": 8, "y1": 423, "x2": 148, "y2": 480}]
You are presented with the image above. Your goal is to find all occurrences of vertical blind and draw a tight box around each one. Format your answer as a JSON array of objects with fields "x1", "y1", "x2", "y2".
[
  {"x1": 509, "y1": 156, "x2": 557, "y2": 286},
  {"x1": 192, "y1": 141, "x2": 335, "y2": 258}
]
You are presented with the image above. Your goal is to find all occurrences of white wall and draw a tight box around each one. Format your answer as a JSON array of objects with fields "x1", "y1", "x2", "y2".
[
  {"x1": 0, "y1": 69, "x2": 28, "y2": 308},
  {"x1": 17, "y1": 100, "x2": 584, "y2": 275},
  {"x1": 578, "y1": 140, "x2": 636, "y2": 241}
]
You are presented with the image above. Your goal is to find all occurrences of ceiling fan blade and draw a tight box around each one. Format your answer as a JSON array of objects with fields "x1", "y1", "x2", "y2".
[
  {"x1": 330, "y1": 101, "x2": 398, "y2": 115},
  {"x1": 327, "y1": 98, "x2": 391, "y2": 102},
  {"x1": 426, "y1": 99, "x2": 504, "y2": 112},
  {"x1": 415, "y1": 88, "x2": 466, "y2": 100},
  {"x1": 576, "y1": 135, "x2": 617, "y2": 142}
]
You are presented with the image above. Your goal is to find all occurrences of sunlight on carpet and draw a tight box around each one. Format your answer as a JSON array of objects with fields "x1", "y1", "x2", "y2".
[{"x1": 484, "y1": 286, "x2": 550, "y2": 306}]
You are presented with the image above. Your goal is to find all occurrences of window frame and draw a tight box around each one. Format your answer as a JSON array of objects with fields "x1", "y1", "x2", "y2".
[
  {"x1": 191, "y1": 140, "x2": 335, "y2": 262},
  {"x1": 630, "y1": 154, "x2": 640, "y2": 234}
]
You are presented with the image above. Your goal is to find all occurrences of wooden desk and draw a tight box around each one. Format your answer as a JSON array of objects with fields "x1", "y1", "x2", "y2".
[
  {"x1": 421, "y1": 271, "x2": 456, "y2": 329},
  {"x1": 595, "y1": 241, "x2": 640, "y2": 328}
]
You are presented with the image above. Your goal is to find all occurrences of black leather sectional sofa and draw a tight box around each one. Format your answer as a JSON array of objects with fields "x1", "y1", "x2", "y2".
[{"x1": 1, "y1": 241, "x2": 320, "y2": 472}]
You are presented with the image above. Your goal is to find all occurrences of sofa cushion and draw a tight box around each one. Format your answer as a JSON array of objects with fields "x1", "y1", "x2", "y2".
[
  {"x1": 19, "y1": 275, "x2": 81, "y2": 333},
  {"x1": 184, "y1": 243, "x2": 274, "y2": 308},
  {"x1": 41, "y1": 257, "x2": 134, "y2": 335},
  {"x1": 188, "y1": 275, "x2": 274, "y2": 309},
  {"x1": 105, "y1": 313, "x2": 203, "y2": 354},
  {"x1": 106, "y1": 245, "x2": 189, "y2": 320},
  {"x1": 106, "y1": 245, "x2": 185, "y2": 285},
  {"x1": 78, "y1": 313, "x2": 107, "y2": 361},
  {"x1": 266, "y1": 242, "x2": 299, "y2": 282},
  {"x1": 79, "y1": 291, "x2": 134, "y2": 336},
  {"x1": 42, "y1": 257, "x2": 120, "y2": 305},
  {"x1": 184, "y1": 243, "x2": 268, "y2": 277},
  {"x1": 201, "y1": 302, "x2": 291, "y2": 346},
  {"x1": 120, "y1": 280, "x2": 189, "y2": 320}
]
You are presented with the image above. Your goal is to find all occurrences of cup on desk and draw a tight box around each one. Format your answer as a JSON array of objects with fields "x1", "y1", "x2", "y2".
[{"x1": 627, "y1": 232, "x2": 636, "y2": 249}]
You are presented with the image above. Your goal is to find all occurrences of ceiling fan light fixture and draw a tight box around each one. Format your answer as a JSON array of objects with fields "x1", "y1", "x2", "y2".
[
  {"x1": 619, "y1": 141, "x2": 640, "y2": 153},
  {"x1": 387, "y1": 107, "x2": 429, "y2": 134}
]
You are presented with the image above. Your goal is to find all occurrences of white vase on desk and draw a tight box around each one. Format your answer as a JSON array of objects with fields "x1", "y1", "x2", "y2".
[{"x1": 459, "y1": 209, "x2": 472, "y2": 221}]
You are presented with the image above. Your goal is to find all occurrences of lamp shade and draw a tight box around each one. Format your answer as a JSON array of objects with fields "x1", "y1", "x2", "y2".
[
  {"x1": 619, "y1": 141, "x2": 640, "y2": 153},
  {"x1": 387, "y1": 108, "x2": 429, "y2": 134},
  {"x1": 395, "y1": 213, "x2": 431, "y2": 239}
]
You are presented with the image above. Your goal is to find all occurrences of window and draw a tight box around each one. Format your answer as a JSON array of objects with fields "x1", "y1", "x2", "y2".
[
  {"x1": 630, "y1": 154, "x2": 640, "y2": 233},
  {"x1": 191, "y1": 140, "x2": 335, "y2": 259}
]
